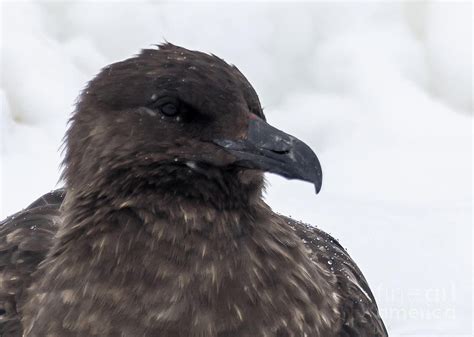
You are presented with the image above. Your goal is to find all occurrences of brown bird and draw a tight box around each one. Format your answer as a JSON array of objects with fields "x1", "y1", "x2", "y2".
[{"x1": 0, "y1": 44, "x2": 387, "y2": 337}]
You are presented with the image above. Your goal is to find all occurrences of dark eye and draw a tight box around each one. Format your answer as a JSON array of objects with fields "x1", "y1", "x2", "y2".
[
  {"x1": 160, "y1": 102, "x2": 179, "y2": 116},
  {"x1": 149, "y1": 96, "x2": 181, "y2": 118}
]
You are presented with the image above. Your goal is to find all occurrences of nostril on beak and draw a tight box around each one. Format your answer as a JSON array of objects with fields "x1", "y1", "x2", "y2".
[
  {"x1": 270, "y1": 148, "x2": 291, "y2": 155},
  {"x1": 265, "y1": 135, "x2": 293, "y2": 154}
]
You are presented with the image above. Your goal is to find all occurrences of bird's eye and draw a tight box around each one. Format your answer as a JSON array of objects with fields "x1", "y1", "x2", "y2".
[
  {"x1": 160, "y1": 102, "x2": 179, "y2": 117},
  {"x1": 149, "y1": 96, "x2": 181, "y2": 118}
]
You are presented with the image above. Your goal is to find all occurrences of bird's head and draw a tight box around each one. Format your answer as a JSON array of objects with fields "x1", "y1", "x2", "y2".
[{"x1": 64, "y1": 44, "x2": 322, "y2": 204}]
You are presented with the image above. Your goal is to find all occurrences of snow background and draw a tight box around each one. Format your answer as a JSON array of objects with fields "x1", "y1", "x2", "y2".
[{"x1": 0, "y1": 1, "x2": 472, "y2": 335}]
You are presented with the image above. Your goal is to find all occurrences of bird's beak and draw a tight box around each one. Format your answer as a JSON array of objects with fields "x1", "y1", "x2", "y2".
[{"x1": 213, "y1": 116, "x2": 322, "y2": 193}]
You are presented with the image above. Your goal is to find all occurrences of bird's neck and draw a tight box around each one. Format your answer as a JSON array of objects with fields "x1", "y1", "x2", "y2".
[
  {"x1": 58, "y1": 167, "x2": 265, "y2": 248},
  {"x1": 65, "y1": 162, "x2": 265, "y2": 209}
]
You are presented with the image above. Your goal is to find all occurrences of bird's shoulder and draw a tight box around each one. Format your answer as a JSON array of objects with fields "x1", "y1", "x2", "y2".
[
  {"x1": 0, "y1": 189, "x2": 64, "y2": 336},
  {"x1": 280, "y1": 215, "x2": 388, "y2": 337}
]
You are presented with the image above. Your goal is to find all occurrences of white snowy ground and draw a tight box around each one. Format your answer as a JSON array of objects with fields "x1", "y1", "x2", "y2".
[{"x1": 0, "y1": 1, "x2": 472, "y2": 335}]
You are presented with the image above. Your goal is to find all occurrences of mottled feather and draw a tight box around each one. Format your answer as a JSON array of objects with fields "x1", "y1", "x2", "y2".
[
  {"x1": 0, "y1": 190, "x2": 64, "y2": 337},
  {"x1": 0, "y1": 191, "x2": 386, "y2": 336},
  {"x1": 287, "y1": 218, "x2": 388, "y2": 336}
]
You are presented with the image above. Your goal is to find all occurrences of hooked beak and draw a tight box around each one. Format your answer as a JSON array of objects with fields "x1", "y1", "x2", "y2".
[{"x1": 214, "y1": 117, "x2": 322, "y2": 193}]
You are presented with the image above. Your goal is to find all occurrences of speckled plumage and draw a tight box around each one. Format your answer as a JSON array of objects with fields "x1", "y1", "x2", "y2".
[{"x1": 0, "y1": 44, "x2": 387, "y2": 337}]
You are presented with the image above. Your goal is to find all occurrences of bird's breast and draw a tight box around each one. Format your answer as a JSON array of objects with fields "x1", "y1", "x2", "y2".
[{"x1": 23, "y1": 205, "x2": 340, "y2": 337}]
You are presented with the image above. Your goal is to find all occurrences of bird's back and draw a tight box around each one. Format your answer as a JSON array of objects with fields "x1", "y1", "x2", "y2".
[
  {"x1": 0, "y1": 190, "x2": 64, "y2": 336},
  {"x1": 287, "y1": 217, "x2": 388, "y2": 336}
]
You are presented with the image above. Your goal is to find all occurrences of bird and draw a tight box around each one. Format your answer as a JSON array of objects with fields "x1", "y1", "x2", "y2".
[{"x1": 0, "y1": 43, "x2": 388, "y2": 337}]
